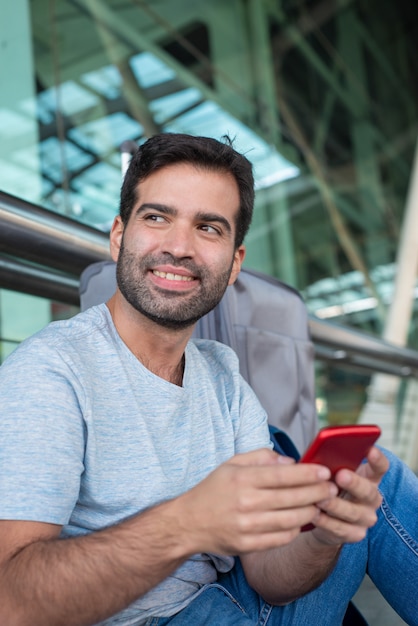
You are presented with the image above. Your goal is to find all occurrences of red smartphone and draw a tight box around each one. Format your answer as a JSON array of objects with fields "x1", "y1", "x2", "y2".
[
  {"x1": 300, "y1": 424, "x2": 381, "y2": 477},
  {"x1": 300, "y1": 424, "x2": 381, "y2": 531}
]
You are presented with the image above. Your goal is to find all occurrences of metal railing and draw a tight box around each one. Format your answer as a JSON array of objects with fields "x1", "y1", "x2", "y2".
[
  {"x1": 1, "y1": 190, "x2": 418, "y2": 378},
  {"x1": 0, "y1": 191, "x2": 110, "y2": 305},
  {"x1": 309, "y1": 317, "x2": 418, "y2": 378}
]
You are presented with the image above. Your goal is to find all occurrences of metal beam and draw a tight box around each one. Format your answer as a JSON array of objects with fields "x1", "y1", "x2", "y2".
[
  {"x1": 0, "y1": 256, "x2": 80, "y2": 306},
  {"x1": 71, "y1": 0, "x2": 257, "y2": 132},
  {"x1": 270, "y1": 5, "x2": 360, "y2": 115},
  {"x1": 269, "y1": 2, "x2": 410, "y2": 179},
  {"x1": 92, "y1": 11, "x2": 161, "y2": 138}
]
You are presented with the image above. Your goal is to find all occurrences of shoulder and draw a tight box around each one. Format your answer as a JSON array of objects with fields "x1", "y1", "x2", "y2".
[
  {"x1": 185, "y1": 339, "x2": 245, "y2": 402},
  {"x1": 1, "y1": 304, "x2": 110, "y2": 371},
  {"x1": 188, "y1": 338, "x2": 240, "y2": 373}
]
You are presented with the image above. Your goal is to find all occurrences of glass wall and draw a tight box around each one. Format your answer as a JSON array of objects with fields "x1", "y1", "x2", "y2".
[{"x1": 1, "y1": 0, "x2": 417, "y2": 457}]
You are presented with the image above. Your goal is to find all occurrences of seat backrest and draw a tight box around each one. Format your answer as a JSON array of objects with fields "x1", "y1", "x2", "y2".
[
  {"x1": 79, "y1": 261, "x2": 118, "y2": 311},
  {"x1": 79, "y1": 261, "x2": 318, "y2": 453}
]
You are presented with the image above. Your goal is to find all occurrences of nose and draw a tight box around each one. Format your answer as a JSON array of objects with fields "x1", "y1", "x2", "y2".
[{"x1": 162, "y1": 221, "x2": 196, "y2": 259}]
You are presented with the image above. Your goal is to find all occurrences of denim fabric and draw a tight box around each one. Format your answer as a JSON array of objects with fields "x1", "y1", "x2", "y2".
[{"x1": 146, "y1": 448, "x2": 418, "y2": 626}]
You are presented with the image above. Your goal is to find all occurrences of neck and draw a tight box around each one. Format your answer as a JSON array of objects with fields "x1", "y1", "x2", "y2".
[
  {"x1": 133, "y1": 350, "x2": 185, "y2": 386},
  {"x1": 106, "y1": 294, "x2": 193, "y2": 386}
]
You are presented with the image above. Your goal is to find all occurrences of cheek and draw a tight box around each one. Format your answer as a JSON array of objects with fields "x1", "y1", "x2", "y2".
[
  {"x1": 123, "y1": 229, "x2": 155, "y2": 256},
  {"x1": 211, "y1": 255, "x2": 237, "y2": 285}
]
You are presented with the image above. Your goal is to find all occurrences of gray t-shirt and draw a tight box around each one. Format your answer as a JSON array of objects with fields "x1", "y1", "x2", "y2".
[{"x1": 0, "y1": 304, "x2": 271, "y2": 625}]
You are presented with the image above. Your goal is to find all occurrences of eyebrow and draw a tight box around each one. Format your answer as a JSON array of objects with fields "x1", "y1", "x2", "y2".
[{"x1": 135, "y1": 203, "x2": 233, "y2": 235}]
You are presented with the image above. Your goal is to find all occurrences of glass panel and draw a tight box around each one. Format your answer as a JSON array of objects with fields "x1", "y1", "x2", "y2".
[
  {"x1": 0, "y1": 0, "x2": 417, "y2": 461},
  {"x1": 315, "y1": 362, "x2": 370, "y2": 429},
  {"x1": 2, "y1": 0, "x2": 413, "y2": 340},
  {"x1": 0, "y1": 290, "x2": 78, "y2": 363}
]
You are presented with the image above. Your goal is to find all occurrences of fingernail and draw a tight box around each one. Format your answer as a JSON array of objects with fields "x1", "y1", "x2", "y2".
[
  {"x1": 277, "y1": 455, "x2": 295, "y2": 465},
  {"x1": 317, "y1": 467, "x2": 331, "y2": 480},
  {"x1": 329, "y1": 483, "x2": 339, "y2": 496}
]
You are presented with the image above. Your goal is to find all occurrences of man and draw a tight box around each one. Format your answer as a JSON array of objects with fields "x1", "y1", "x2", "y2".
[{"x1": 0, "y1": 133, "x2": 416, "y2": 626}]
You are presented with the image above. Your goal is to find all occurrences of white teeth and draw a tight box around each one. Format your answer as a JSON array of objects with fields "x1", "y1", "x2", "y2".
[{"x1": 153, "y1": 270, "x2": 193, "y2": 282}]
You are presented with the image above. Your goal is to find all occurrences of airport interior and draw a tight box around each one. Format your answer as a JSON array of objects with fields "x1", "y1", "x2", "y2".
[{"x1": 1, "y1": 1, "x2": 417, "y2": 623}]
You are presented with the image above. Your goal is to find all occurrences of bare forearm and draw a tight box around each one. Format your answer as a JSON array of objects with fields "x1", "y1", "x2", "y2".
[
  {"x1": 242, "y1": 532, "x2": 342, "y2": 605},
  {"x1": 0, "y1": 500, "x2": 189, "y2": 626}
]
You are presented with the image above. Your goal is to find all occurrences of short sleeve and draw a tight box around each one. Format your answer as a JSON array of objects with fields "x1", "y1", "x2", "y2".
[
  {"x1": 234, "y1": 375, "x2": 273, "y2": 454},
  {"x1": 0, "y1": 338, "x2": 85, "y2": 524}
]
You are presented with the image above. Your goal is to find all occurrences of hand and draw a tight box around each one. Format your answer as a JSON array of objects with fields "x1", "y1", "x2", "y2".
[
  {"x1": 177, "y1": 448, "x2": 337, "y2": 556},
  {"x1": 310, "y1": 446, "x2": 389, "y2": 546}
]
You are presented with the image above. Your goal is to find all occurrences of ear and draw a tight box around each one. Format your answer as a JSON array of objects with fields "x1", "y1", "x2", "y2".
[
  {"x1": 228, "y1": 245, "x2": 246, "y2": 285},
  {"x1": 109, "y1": 216, "x2": 124, "y2": 262}
]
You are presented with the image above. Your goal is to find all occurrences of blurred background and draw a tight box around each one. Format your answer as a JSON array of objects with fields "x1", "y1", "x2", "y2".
[{"x1": 1, "y1": 0, "x2": 418, "y2": 470}]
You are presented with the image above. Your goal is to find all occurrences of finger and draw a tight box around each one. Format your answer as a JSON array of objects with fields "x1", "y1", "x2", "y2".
[
  {"x1": 237, "y1": 505, "x2": 321, "y2": 536},
  {"x1": 312, "y1": 503, "x2": 379, "y2": 544},
  {"x1": 229, "y1": 448, "x2": 293, "y2": 467},
  {"x1": 229, "y1": 448, "x2": 281, "y2": 466},
  {"x1": 356, "y1": 447, "x2": 389, "y2": 482},
  {"x1": 318, "y1": 491, "x2": 381, "y2": 523},
  {"x1": 367, "y1": 446, "x2": 389, "y2": 469},
  {"x1": 334, "y1": 470, "x2": 383, "y2": 508},
  {"x1": 229, "y1": 463, "x2": 332, "y2": 492},
  {"x1": 237, "y1": 527, "x2": 302, "y2": 554},
  {"x1": 236, "y1": 481, "x2": 338, "y2": 513}
]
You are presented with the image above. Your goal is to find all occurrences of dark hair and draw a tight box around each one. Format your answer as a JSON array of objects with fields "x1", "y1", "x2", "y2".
[{"x1": 119, "y1": 133, "x2": 255, "y2": 247}]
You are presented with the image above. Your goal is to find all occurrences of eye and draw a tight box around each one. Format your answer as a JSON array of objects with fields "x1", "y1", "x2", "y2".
[
  {"x1": 144, "y1": 214, "x2": 166, "y2": 223},
  {"x1": 199, "y1": 224, "x2": 222, "y2": 235}
]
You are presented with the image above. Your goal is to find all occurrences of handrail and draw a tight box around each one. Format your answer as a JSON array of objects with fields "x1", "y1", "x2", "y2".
[
  {"x1": 0, "y1": 191, "x2": 110, "y2": 276},
  {"x1": 0, "y1": 255, "x2": 80, "y2": 306},
  {"x1": 1, "y1": 190, "x2": 418, "y2": 378},
  {"x1": 309, "y1": 317, "x2": 418, "y2": 378}
]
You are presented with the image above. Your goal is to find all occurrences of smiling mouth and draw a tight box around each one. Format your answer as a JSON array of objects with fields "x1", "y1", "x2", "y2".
[{"x1": 152, "y1": 270, "x2": 194, "y2": 282}]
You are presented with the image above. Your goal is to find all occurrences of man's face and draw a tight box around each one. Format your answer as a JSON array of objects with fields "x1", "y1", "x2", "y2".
[{"x1": 110, "y1": 162, "x2": 245, "y2": 330}]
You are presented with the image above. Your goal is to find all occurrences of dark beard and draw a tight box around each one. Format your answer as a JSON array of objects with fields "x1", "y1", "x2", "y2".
[{"x1": 116, "y1": 241, "x2": 234, "y2": 330}]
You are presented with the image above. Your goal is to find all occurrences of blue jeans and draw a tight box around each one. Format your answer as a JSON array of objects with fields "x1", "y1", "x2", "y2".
[{"x1": 147, "y1": 449, "x2": 418, "y2": 625}]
